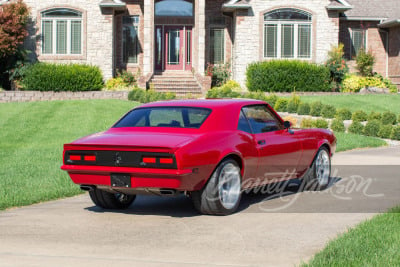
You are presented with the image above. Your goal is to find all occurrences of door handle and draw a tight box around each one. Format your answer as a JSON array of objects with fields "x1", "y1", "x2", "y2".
[{"x1": 258, "y1": 140, "x2": 266, "y2": 145}]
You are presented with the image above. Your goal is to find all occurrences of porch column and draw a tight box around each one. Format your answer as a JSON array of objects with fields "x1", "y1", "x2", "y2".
[
  {"x1": 143, "y1": 0, "x2": 154, "y2": 78},
  {"x1": 196, "y1": 0, "x2": 206, "y2": 74}
]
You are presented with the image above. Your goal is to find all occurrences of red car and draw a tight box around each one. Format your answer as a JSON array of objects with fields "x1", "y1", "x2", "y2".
[{"x1": 61, "y1": 99, "x2": 336, "y2": 215}]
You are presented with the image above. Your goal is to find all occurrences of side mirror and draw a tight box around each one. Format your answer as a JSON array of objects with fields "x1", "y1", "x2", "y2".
[{"x1": 283, "y1": 121, "x2": 291, "y2": 129}]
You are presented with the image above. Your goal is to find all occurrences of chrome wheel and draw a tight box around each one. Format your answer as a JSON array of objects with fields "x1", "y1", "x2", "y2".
[
  {"x1": 218, "y1": 163, "x2": 241, "y2": 210},
  {"x1": 315, "y1": 149, "x2": 330, "y2": 186}
]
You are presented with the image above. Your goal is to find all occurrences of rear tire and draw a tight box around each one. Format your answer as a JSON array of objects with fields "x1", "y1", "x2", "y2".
[
  {"x1": 89, "y1": 188, "x2": 136, "y2": 209},
  {"x1": 303, "y1": 147, "x2": 331, "y2": 191},
  {"x1": 191, "y1": 159, "x2": 242, "y2": 215}
]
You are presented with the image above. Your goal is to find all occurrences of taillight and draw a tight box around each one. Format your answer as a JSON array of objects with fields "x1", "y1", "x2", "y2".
[
  {"x1": 69, "y1": 155, "x2": 81, "y2": 161},
  {"x1": 142, "y1": 157, "x2": 156, "y2": 164},
  {"x1": 159, "y1": 158, "x2": 174, "y2": 164},
  {"x1": 84, "y1": 155, "x2": 96, "y2": 161}
]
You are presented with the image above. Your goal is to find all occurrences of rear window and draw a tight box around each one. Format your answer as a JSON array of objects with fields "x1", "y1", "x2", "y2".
[{"x1": 113, "y1": 107, "x2": 211, "y2": 129}]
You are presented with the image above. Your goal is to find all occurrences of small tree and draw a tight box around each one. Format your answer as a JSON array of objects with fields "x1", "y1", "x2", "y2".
[
  {"x1": 355, "y1": 49, "x2": 375, "y2": 77},
  {"x1": 326, "y1": 44, "x2": 348, "y2": 91},
  {"x1": 0, "y1": 0, "x2": 30, "y2": 89}
]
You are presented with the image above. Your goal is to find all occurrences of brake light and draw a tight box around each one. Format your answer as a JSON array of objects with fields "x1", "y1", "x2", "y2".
[
  {"x1": 160, "y1": 158, "x2": 173, "y2": 164},
  {"x1": 84, "y1": 155, "x2": 96, "y2": 161},
  {"x1": 69, "y1": 155, "x2": 81, "y2": 161},
  {"x1": 142, "y1": 157, "x2": 156, "y2": 164}
]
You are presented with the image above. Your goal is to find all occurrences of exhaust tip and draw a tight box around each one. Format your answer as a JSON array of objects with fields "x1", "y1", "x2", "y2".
[
  {"x1": 159, "y1": 189, "x2": 177, "y2": 196},
  {"x1": 80, "y1": 185, "x2": 95, "y2": 192}
]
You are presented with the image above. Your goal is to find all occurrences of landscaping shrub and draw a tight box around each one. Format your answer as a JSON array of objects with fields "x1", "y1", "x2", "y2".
[
  {"x1": 206, "y1": 86, "x2": 241, "y2": 98},
  {"x1": 342, "y1": 74, "x2": 388, "y2": 93},
  {"x1": 105, "y1": 70, "x2": 137, "y2": 90},
  {"x1": 274, "y1": 98, "x2": 288, "y2": 112},
  {"x1": 286, "y1": 93, "x2": 301, "y2": 113},
  {"x1": 246, "y1": 60, "x2": 331, "y2": 92},
  {"x1": 381, "y1": 111, "x2": 397, "y2": 125},
  {"x1": 312, "y1": 118, "x2": 329, "y2": 129},
  {"x1": 128, "y1": 88, "x2": 176, "y2": 103},
  {"x1": 363, "y1": 120, "x2": 381, "y2": 137},
  {"x1": 356, "y1": 49, "x2": 375, "y2": 77},
  {"x1": 336, "y1": 108, "x2": 352, "y2": 120},
  {"x1": 325, "y1": 44, "x2": 348, "y2": 91},
  {"x1": 390, "y1": 126, "x2": 400, "y2": 140},
  {"x1": 330, "y1": 119, "x2": 345, "y2": 132},
  {"x1": 0, "y1": 0, "x2": 29, "y2": 90},
  {"x1": 300, "y1": 118, "x2": 313, "y2": 128},
  {"x1": 352, "y1": 110, "x2": 368, "y2": 122},
  {"x1": 206, "y1": 62, "x2": 231, "y2": 87},
  {"x1": 398, "y1": 114, "x2": 400, "y2": 125},
  {"x1": 348, "y1": 121, "x2": 364, "y2": 134},
  {"x1": 243, "y1": 91, "x2": 266, "y2": 101},
  {"x1": 297, "y1": 102, "x2": 311, "y2": 115},
  {"x1": 378, "y1": 124, "x2": 393, "y2": 139},
  {"x1": 368, "y1": 111, "x2": 382, "y2": 121},
  {"x1": 310, "y1": 101, "x2": 323, "y2": 117},
  {"x1": 321, "y1": 104, "x2": 336, "y2": 118},
  {"x1": 22, "y1": 63, "x2": 104, "y2": 91},
  {"x1": 264, "y1": 94, "x2": 278, "y2": 107}
]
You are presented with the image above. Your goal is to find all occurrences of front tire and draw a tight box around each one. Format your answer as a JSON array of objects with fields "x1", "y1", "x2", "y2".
[
  {"x1": 89, "y1": 188, "x2": 136, "y2": 209},
  {"x1": 191, "y1": 159, "x2": 242, "y2": 215},
  {"x1": 303, "y1": 147, "x2": 331, "y2": 191}
]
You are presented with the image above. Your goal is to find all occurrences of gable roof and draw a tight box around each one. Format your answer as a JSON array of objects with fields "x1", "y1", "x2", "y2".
[{"x1": 343, "y1": 0, "x2": 400, "y2": 21}]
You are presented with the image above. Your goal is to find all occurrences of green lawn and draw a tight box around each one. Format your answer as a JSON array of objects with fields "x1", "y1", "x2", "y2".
[
  {"x1": 0, "y1": 100, "x2": 388, "y2": 210},
  {"x1": 0, "y1": 100, "x2": 137, "y2": 210},
  {"x1": 299, "y1": 94, "x2": 400, "y2": 114},
  {"x1": 334, "y1": 132, "x2": 387, "y2": 152},
  {"x1": 303, "y1": 206, "x2": 400, "y2": 267}
]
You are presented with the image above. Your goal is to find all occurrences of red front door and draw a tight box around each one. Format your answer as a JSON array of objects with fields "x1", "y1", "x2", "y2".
[{"x1": 155, "y1": 26, "x2": 192, "y2": 71}]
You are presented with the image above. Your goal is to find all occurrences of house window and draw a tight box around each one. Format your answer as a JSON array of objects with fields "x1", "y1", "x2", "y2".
[
  {"x1": 123, "y1": 16, "x2": 140, "y2": 64},
  {"x1": 264, "y1": 8, "x2": 312, "y2": 59},
  {"x1": 351, "y1": 29, "x2": 366, "y2": 57},
  {"x1": 41, "y1": 8, "x2": 83, "y2": 55},
  {"x1": 210, "y1": 28, "x2": 225, "y2": 64}
]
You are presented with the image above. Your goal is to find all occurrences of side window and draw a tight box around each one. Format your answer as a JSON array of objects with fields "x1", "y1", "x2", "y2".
[
  {"x1": 242, "y1": 105, "x2": 283, "y2": 134},
  {"x1": 237, "y1": 111, "x2": 252, "y2": 133}
]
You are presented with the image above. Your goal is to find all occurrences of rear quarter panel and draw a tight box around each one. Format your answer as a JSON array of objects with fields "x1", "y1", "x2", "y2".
[
  {"x1": 295, "y1": 128, "x2": 336, "y2": 175},
  {"x1": 175, "y1": 131, "x2": 258, "y2": 191}
]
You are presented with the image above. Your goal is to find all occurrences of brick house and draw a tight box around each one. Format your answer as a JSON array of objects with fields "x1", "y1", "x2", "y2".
[
  {"x1": 3, "y1": 0, "x2": 399, "y2": 90},
  {"x1": 339, "y1": 0, "x2": 400, "y2": 89}
]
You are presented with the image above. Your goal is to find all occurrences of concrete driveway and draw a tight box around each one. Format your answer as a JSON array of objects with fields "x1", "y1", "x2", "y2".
[{"x1": 0, "y1": 147, "x2": 399, "y2": 267}]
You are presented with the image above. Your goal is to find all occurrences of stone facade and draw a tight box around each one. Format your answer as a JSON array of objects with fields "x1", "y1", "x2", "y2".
[
  {"x1": 232, "y1": 0, "x2": 339, "y2": 86},
  {"x1": 24, "y1": 0, "x2": 115, "y2": 80}
]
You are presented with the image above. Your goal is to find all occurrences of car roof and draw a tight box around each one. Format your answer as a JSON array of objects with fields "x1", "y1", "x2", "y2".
[{"x1": 137, "y1": 98, "x2": 267, "y2": 110}]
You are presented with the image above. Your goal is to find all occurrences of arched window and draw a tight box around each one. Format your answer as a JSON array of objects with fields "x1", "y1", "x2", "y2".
[
  {"x1": 264, "y1": 8, "x2": 312, "y2": 59},
  {"x1": 155, "y1": 0, "x2": 193, "y2": 17},
  {"x1": 41, "y1": 8, "x2": 83, "y2": 55}
]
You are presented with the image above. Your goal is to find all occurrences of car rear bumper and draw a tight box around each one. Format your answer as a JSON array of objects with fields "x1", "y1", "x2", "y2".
[{"x1": 61, "y1": 165, "x2": 206, "y2": 191}]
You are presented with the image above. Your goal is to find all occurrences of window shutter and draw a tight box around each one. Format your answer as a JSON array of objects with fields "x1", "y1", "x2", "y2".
[
  {"x1": 210, "y1": 28, "x2": 224, "y2": 64},
  {"x1": 56, "y1": 21, "x2": 67, "y2": 54},
  {"x1": 264, "y1": 24, "x2": 277, "y2": 58},
  {"x1": 71, "y1": 21, "x2": 81, "y2": 54},
  {"x1": 298, "y1": 24, "x2": 311, "y2": 58},
  {"x1": 42, "y1": 21, "x2": 53, "y2": 54},
  {"x1": 281, "y1": 24, "x2": 294, "y2": 58}
]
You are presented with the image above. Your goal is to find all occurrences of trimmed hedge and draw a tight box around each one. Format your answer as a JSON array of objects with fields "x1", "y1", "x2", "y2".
[
  {"x1": 22, "y1": 63, "x2": 104, "y2": 91},
  {"x1": 352, "y1": 110, "x2": 368, "y2": 122},
  {"x1": 378, "y1": 125, "x2": 393, "y2": 139},
  {"x1": 348, "y1": 121, "x2": 364, "y2": 134},
  {"x1": 310, "y1": 101, "x2": 323, "y2": 117},
  {"x1": 336, "y1": 108, "x2": 352, "y2": 120},
  {"x1": 297, "y1": 102, "x2": 311, "y2": 115},
  {"x1": 313, "y1": 118, "x2": 329, "y2": 129},
  {"x1": 128, "y1": 88, "x2": 176, "y2": 103},
  {"x1": 274, "y1": 98, "x2": 288, "y2": 112},
  {"x1": 246, "y1": 60, "x2": 331, "y2": 92},
  {"x1": 363, "y1": 120, "x2": 381, "y2": 137},
  {"x1": 391, "y1": 126, "x2": 400, "y2": 140},
  {"x1": 321, "y1": 104, "x2": 336, "y2": 118},
  {"x1": 381, "y1": 111, "x2": 397, "y2": 125},
  {"x1": 330, "y1": 119, "x2": 345, "y2": 132}
]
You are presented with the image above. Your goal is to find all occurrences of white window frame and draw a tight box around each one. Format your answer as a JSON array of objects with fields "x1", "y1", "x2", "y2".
[
  {"x1": 350, "y1": 28, "x2": 368, "y2": 58},
  {"x1": 41, "y1": 11, "x2": 83, "y2": 55},
  {"x1": 263, "y1": 10, "x2": 312, "y2": 60}
]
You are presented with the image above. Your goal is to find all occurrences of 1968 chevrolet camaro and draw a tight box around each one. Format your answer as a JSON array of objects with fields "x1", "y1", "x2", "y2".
[{"x1": 61, "y1": 99, "x2": 336, "y2": 215}]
